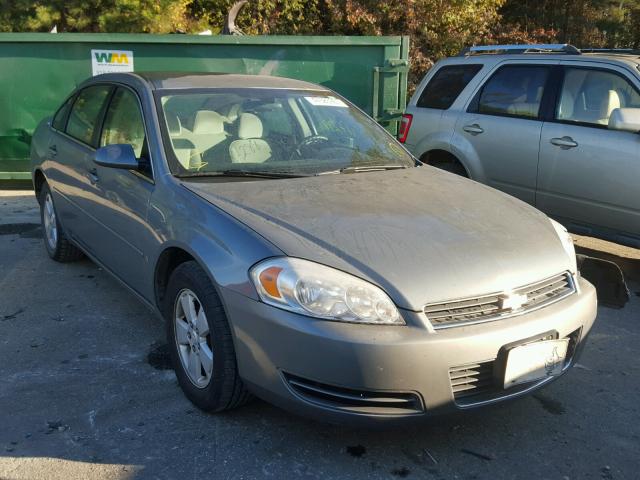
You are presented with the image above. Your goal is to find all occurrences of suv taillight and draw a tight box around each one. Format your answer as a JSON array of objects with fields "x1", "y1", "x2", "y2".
[{"x1": 398, "y1": 114, "x2": 413, "y2": 143}]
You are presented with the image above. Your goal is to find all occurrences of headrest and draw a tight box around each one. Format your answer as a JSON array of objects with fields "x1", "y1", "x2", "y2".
[
  {"x1": 559, "y1": 91, "x2": 574, "y2": 119},
  {"x1": 193, "y1": 110, "x2": 225, "y2": 135},
  {"x1": 166, "y1": 114, "x2": 182, "y2": 136},
  {"x1": 237, "y1": 113, "x2": 263, "y2": 139},
  {"x1": 601, "y1": 90, "x2": 621, "y2": 118}
]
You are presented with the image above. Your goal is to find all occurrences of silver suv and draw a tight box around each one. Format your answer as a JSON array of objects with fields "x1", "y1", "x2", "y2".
[{"x1": 401, "y1": 44, "x2": 640, "y2": 248}]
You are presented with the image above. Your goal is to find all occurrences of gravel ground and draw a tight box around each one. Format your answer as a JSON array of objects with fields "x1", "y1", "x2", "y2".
[{"x1": 1, "y1": 190, "x2": 638, "y2": 480}]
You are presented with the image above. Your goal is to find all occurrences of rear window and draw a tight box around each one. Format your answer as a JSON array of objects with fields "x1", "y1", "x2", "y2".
[
  {"x1": 66, "y1": 85, "x2": 112, "y2": 146},
  {"x1": 417, "y1": 64, "x2": 483, "y2": 109},
  {"x1": 52, "y1": 95, "x2": 75, "y2": 131}
]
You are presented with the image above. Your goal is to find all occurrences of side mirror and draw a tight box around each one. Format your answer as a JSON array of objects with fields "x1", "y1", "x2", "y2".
[
  {"x1": 94, "y1": 144, "x2": 139, "y2": 170},
  {"x1": 608, "y1": 108, "x2": 640, "y2": 133}
]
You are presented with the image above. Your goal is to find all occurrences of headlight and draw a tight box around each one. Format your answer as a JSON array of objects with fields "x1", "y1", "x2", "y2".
[
  {"x1": 550, "y1": 219, "x2": 577, "y2": 274},
  {"x1": 250, "y1": 257, "x2": 404, "y2": 325}
]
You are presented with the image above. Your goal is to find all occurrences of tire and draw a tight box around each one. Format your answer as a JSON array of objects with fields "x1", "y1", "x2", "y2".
[
  {"x1": 39, "y1": 182, "x2": 84, "y2": 262},
  {"x1": 431, "y1": 160, "x2": 468, "y2": 177},
  {"x1": 165, "y1": 261, "x2": 251, "y2": 412}
]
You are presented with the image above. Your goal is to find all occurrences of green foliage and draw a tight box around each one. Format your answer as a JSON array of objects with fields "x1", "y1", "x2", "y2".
[{"x1": 1, "y1": 0, "x2": 639, "y2": 89}]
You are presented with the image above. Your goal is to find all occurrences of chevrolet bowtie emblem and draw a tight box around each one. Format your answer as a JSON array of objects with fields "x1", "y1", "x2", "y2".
[{"x1": 499, "y1": 293, "x2": 528, "y2": 311}]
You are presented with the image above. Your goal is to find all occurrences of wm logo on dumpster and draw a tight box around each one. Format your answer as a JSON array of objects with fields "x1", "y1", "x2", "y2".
[
  {"x1": 91, "y1": 49, "x2": 134, "y2": 76},
  {"x1": 94, "y1": 52, "x2": 130, "y2": 64}
]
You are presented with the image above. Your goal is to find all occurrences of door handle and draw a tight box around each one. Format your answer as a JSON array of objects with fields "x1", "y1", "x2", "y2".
[
  {"x1": 550, "y1": 136, "x2": 578, "y2": 149},
  {"x1": 88, "y1": 168, "x2": 99, "y2": 185},
  {"x1": 48, "y1": 145, "x2": 57, "y2": 157},
  {"x1": 463, "y1": 124, "x2": 484, "y2": 135}
]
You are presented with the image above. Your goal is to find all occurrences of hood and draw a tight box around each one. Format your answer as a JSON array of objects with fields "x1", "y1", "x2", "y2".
[{"x1": 183, "y1": 167, "x2": 573, "y2": 311}]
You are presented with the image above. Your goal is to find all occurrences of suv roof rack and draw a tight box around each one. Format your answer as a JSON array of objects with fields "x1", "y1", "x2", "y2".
[
  {"x1": 458, "y1": 44, "x2": 581, "y2": 56},
  {"x1": 580, "y1": 48, "x2": 640, "y2": 56}
]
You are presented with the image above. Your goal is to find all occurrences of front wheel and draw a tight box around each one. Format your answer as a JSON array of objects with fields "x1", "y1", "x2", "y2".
[
  {"x1": 39, "y1": 182, "x2": 84, "y2": 262},
  {"x1": 165, "y1": 261, "x2": 251, "y2": 412}
]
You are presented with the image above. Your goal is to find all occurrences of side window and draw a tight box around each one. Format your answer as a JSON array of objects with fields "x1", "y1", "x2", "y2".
[
  {"x1": 417, "y1": 64, "x2": 482, "y2": 109},
  {"x1": 52, "y1": 95, "x2": 75, "y2": 131},
  {"x1": 477, "y1": 65, "x2": 550, "y2": 119},
  {"x1": 100, "y1": 88, "x2": 146, "y2": 159},
  {"x1": 66, "y1": 85, "x2": 111, "y2": 146},
  {"x1": 556, "y1": 68, "x2": 640, "y2": 127}
]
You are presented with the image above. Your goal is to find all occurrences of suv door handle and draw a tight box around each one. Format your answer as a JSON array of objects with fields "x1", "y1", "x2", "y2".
[
  {"x1": 88, "y1": 168, "x2": 99, "y2": 185},
  {"x1": 48, "y1": 145, "x2": 57, "y2": 157},
  {"x1": 550, "y1": 136, "x2": 578, "y2": 149},
  {"x1": 463, "y1": 124, "x2": 484, "y2": 135}
]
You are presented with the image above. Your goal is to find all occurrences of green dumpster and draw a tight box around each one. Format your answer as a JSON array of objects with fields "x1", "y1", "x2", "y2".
[{"x1": 0, "y1": 33, "x2": 409, "y2": 180}]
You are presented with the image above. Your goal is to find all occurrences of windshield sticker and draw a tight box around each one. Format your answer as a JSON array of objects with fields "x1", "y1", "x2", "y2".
[
  {"x1": 91, "y1": 49, "x2": 134, "y2": 76},
  {"x1": 304, "y1": 96, "x2": 348, "y2": 108}
]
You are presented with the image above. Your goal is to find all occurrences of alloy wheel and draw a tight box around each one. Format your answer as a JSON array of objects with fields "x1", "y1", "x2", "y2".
[
  {"x1": 174, "y1": 289, "x2": 214, "y2": 388},
  {"x1": 43, "y1": 193, "x2": 58, "y2": 250}
]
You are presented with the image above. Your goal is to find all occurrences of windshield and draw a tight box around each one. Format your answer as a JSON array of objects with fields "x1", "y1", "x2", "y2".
[{"x1": 156, "y1": 88, "x2": 415, "y2": 177}]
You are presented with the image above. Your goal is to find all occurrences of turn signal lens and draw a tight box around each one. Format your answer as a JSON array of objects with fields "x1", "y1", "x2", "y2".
[
  {"x1": 250, "y1": 257, "x2": 404, "y2": 325},
  {"x1": 258, "y1": 266, "x2": 283, "y2": 298}
]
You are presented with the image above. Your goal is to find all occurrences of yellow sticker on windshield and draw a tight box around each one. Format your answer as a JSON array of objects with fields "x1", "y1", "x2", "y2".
[{"x1": 304, "y1": 96, "x2": 348, "y2": 108}]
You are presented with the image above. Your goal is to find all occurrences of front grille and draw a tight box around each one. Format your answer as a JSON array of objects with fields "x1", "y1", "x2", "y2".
[
  {"x1": 449, "y1": 328, "x2": 582, "y2": 406},
  {"x1": 283, "y1": 373, "x2": 424, "y2": 415},
  {"x1": 449, "y1": 361, "x2": 496, "y2": 400},
  {"x1": 425, "y1": 272, "x2": 576, "y2": 329}
]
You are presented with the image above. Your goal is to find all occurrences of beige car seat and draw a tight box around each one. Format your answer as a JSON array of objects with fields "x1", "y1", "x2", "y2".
[
  {"x1": 228, "y1": 113, "x2": 272, "y2": 164},
  {"x1": 167, "y1": 114, "x2": 204, "y2": 170},
  {"x1": 188, "y1": 111, "x2": 228, "y2": 153}
]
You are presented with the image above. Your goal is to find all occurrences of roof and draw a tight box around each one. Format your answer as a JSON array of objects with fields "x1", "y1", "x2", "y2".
[
  {"x1": 451, "y1": 44, "x2": 640, "y2": 70},
  {"x1": 440, "y1": 52, "x2": 640, "y2": 71},
  {"x1": 131, "y1": 72, "x2": 329, "y2": 91}
]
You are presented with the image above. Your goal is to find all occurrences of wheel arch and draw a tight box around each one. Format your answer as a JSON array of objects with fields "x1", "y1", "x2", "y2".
[
  {"x1": 33, "y1": 168, "x2": 46, "y2": 202},
  {"x1": 420, "y1": 149, "x2": 470, "y2": 177},
  {"x1": 154, "y1": 245, "x2": 200, "y2": 312}
]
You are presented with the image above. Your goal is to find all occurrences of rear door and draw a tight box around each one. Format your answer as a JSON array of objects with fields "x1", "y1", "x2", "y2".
[
  {"x1": 455, "y1": 62, "x2": 556, "y2": 204},
  {"x1": 47, "y1": 84, "x2": 113, "y2": 247},
  {"x1": 537, "y1": 64, "x2": 640, "y2": 244},
  {"x1": 404, "y1": 63, "x2": 483, "y2": 153}
]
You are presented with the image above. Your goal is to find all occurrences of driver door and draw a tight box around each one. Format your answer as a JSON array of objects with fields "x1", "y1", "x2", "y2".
[{"x1": 88, "y1": 87, "x2": 155, "y2": 299}]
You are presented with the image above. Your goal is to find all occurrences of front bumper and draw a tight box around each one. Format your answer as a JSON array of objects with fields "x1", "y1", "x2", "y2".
[{"x1": 223, "y1": 277, "x2": 597, "y2": 425}]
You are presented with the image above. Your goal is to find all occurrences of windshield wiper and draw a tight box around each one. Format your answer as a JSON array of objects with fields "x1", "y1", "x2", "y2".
[
  {"x1": 177, "y1": 169, "x2": 306, "y2": 179},
  {"x1": 317, "y1": 165, "x2": 411, "y2": 175}
]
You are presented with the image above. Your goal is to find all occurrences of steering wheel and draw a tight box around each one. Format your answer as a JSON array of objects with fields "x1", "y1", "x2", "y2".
[{"x1": 292, "y1": 135, "x2": 329, "y2": 158}]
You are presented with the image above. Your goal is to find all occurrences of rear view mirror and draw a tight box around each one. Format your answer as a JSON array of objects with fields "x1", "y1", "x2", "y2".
[
  {"x1": 94, "y1": 144, "x2": 139, "y2": 170},
  {"x1": 608, "y1": 108, "x2": 640, "y2": 133}
]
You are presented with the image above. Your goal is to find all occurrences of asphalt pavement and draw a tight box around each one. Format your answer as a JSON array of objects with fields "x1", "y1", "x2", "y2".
[{"x1": 1, "y1": 189, "x2": 638, "y2": 480}]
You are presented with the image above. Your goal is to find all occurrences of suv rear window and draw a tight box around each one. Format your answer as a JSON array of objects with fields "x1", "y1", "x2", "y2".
[{"x1": 417, "y1": 64, "x2": 482, "y2": 110}]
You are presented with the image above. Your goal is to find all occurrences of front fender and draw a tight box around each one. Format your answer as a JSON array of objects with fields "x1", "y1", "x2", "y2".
[{"x1": 147, "y1": 181, "x2": 283, "y2": 306}]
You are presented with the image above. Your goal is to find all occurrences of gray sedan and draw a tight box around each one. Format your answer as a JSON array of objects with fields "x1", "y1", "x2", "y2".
[{"x1": 30, "y1": 72, "x2": 597, "y2": 425}]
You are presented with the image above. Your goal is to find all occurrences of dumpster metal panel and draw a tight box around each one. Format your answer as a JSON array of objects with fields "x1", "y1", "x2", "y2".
[{"x1": 0, "y1": 33, "x2": 409, "y2": 179}]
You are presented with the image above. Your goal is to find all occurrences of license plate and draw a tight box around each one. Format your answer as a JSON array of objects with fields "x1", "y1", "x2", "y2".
[{"x1": 504, "y1": 339, "x2": 569, "y2": 389}]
